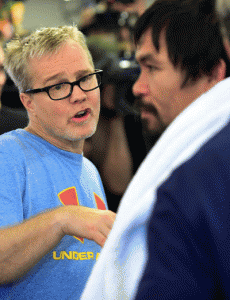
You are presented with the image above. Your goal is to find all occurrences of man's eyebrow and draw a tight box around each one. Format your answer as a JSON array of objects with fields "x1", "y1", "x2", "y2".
[
  {"x1": 136, "y1": 54, "x2": 161, "y2": 65},
  {"x1": 42, "y1": 69, "x2": 93, "y2": 86},
  {"x1": 42, "y1": 74, "x2": 63, "y2": 85}
]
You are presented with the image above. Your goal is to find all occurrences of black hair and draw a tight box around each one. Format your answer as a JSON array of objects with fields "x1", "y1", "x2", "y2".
[{"x1": 134, "y1": 0, "x2": 230, "y2": 86}]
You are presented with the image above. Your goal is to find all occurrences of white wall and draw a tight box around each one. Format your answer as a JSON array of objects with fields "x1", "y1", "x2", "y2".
[
  {"x1": 22, "y1": 0, "x2": 66, "y2": 31},
  {"x1": 22, "y1": 0, "x2": 153, "y2": 32}
]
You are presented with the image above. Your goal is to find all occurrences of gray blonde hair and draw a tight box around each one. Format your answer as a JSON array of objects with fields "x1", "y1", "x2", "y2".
[{"x1": 4, "y1": 25, "x2": 94, "y2": 93}]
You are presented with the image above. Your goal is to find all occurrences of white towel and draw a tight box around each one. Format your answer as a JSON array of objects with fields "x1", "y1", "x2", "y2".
[{"x1": 80, "y1": 77, "x2": 230, "y2": 300}]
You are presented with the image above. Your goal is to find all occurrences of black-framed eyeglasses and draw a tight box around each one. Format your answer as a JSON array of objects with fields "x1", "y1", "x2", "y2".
[{"x1": 24, "y1": 69, "x2": 103, "y2": 101}]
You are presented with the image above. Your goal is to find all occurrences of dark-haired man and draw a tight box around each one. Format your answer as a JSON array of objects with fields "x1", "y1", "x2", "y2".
[{"x1": 81, "y1": 0, "x2": 230, "y2": 299}]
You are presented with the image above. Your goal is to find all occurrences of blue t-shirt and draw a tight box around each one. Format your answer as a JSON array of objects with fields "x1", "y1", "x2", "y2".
[{"x1": 0, "y1": 129, "x2": 108, "y2": 299}]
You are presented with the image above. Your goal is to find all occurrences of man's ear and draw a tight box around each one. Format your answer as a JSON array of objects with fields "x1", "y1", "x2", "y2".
[
  {"x1": 211, "y1": 58, "x2": 226, "y2": 83},
  {"x1": 20, "y1": 93, "x2": 35, "y2": 114}
]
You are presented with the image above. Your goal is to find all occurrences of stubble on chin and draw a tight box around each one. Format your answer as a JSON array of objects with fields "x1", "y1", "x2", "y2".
[
  {"x1": 66, "y1": 121, "x2": 98, "y2": 142},
  {"x1": 141, "y1": 116, "x2": 167, "y2": 138}
]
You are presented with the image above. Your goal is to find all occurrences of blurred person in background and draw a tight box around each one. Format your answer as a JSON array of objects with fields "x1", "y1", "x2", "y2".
[
  {"x1": 80, "y1": 0, "x2": 230, "y2": 299},
  {"x1": 0, "y1": 0, "x2": 28, "y2": 133},
  {"x1": 81, "y1": 0, "x2": 155, "y2": 212},
  {"x1": 0, "y1": 0, "x2": 26, "y2": 42},
  {"x1": 84, "y1": 44, "x2": 147, "y2": 212},
  {"x1": 0, "y1": 25, "x2": 115, "y2": 300},
  {"x1": 0, "y1": 43, "x2": 28, "y2": 134}
]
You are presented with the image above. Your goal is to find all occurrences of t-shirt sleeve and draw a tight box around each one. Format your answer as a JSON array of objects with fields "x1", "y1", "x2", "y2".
[
  {"x1": 0, "y1": 143, "x2": 25, "y2": 228},
  {"x1": 84, "y1": 157, "x2": 108, "y2": 209}
]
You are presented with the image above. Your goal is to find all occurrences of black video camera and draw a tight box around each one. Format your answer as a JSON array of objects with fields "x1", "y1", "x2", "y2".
[{"x1": 107, "y1": 0, "x2": 136, "y2": 4}]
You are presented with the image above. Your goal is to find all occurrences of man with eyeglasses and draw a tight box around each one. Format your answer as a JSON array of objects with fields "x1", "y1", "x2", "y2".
[{"x1": 0, "y1": 25, "x2": 116, "y2": 300}]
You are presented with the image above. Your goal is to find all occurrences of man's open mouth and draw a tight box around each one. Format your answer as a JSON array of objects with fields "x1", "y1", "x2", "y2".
[
  {"x1": 73, "y1": 109, "x2": 90, "y2": 118},
  {"x1": 71, "y1": 108, "x2": 91, "y2": 121}
]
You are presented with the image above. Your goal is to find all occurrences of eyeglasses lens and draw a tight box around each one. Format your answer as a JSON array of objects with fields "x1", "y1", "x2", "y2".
[
  {"x1": 48, "y1": 73, "x2": 101, "y2": 100},
  {"x1": 80, "y1": 73, "x2": 100, "y2": 91},
  {"x1": 49, "y1": 83, "x2": 70, "y2": 100}
]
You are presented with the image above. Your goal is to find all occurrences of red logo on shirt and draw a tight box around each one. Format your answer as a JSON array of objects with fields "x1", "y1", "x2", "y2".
[{"x1": 58, "y1": 187, "x2": 106, "y2": 243}]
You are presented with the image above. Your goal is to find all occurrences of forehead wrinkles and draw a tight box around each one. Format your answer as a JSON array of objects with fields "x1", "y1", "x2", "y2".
[{"x1": 27, "y1": 43, "x2": 93, "y2": 87}]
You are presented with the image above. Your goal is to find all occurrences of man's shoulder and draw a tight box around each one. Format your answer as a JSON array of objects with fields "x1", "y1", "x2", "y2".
[
  {"x1": 0, "y1": 129, "x2": 27, "y2": 155},
  {"x1": 0, "y1": 129, "x2": 21, "y2": 143},
  {"x1": 191, "y1": 119, "x2": 230, "y2": 164},
  {"x1": 159, "y1": 120, "x2": 230, "y2": 197},
  {"x1": 82, "y1": 155, "x2": 101, "y2": 178}
]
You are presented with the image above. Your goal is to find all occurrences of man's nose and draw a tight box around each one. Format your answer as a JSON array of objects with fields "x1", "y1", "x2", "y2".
[
  {"x1": 69, "y1": 84, "x2": 87, "y2": 103},
  {"x1": 132, "y1": 77, "x2": 149, "y2": 97}
]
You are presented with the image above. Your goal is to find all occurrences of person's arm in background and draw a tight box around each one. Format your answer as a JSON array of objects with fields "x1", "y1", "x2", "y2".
[
  {"x1": 84, "y1": 83, "x2": 134, "y2": 198},
  {"x1": 102, "y1": 115, "x2": 133, "y2": 195}
]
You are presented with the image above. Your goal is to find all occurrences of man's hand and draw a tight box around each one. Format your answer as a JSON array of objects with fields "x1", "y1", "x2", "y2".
[
  {"x1": 0, "y1": 206, "x2": 116, "y2": 284},
  {"x1": 59, "y1": 206, "x2": 116, "y2": 247}
]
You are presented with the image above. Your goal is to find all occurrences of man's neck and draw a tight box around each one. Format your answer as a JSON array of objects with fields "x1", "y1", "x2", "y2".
[{"x1": 24, "y1": 125, "x2": 84, "y2": 155}]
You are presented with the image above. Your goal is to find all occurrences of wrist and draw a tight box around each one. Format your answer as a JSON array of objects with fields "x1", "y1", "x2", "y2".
[
  {"x1": 54, "y1": 205, "x2": 78, "y2": 238},
  {"x1": 48, "y1": 206, "x2": 68, "y2": 239}
]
